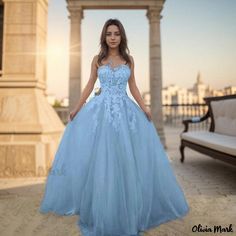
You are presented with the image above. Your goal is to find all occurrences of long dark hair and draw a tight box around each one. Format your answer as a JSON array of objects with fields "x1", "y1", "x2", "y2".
[{"x1": 97, "y1": 18, "x2": 131, "y2": 66}]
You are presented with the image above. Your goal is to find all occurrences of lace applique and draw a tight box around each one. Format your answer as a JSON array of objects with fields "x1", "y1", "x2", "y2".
[
  {"x1": 86, "y1": 96, "x2": 103, "y2": 133},
  {"x1": 86, "y1": 63, "x2": 137, "y2": 133},
  {"x1": 124, "y1": 98, "x2": 137, "y2": 133},
  {"x1": 88, "y1": 95, "x2": 138, "y2": 133},
  {"x1": 104, "y1": 92, "x2": 124, "y2": 132}
]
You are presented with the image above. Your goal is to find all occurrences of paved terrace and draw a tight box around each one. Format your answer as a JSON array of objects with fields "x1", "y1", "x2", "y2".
[{"x1": 0, "y1": 126, "x2": 235, "y2": 236}]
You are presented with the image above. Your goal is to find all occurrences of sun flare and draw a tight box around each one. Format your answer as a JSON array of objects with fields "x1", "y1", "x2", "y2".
[{"x1": 47, "y1": 44, "x2": 68, "y2": 61}]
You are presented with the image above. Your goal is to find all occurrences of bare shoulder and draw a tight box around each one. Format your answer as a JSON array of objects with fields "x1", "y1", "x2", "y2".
[
  {"x1": 128, "y1": 55, "x2": 134, "y2": 61},
  {"x1": 93, "y1": 54, "x2": 99, "y2": 60},
  {"x1": 128, "y1": 55, "x2": 134, "y2": 67},
  {"x1": 92, "y1": 55, "x2": 99, "y2": 68}
]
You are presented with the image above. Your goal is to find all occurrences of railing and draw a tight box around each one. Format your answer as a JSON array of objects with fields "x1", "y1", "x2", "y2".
[
  {"x1": 54, "y1": 107, "x2": 69, "y2": 124},
  {"x1": 54, "y1": 103, "x2": 210, "y2": 130},
  {"x1": 162, "y1": 103, "x2": 210, "y2": 130}
]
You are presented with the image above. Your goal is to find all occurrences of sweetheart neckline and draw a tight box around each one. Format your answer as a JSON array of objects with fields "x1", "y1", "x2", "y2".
[{"x1": 97, "y1": 63, "x2": 130, "y2": 72}]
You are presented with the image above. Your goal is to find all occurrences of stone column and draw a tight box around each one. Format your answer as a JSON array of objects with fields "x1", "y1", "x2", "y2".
[
  {"x1": 146, "y1": 6, "x2": 166, "y2": 148},
  {"x1": 0, "y1": 0, "x2": 64, "y2": 177},
  {"x1": 67, "y1": 5, "x2": 83, "y2": 112}
]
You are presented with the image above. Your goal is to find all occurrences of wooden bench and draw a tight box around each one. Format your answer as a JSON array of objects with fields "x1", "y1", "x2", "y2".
[{"x1": 179, "y1": 94, "x2": 236, "y2": 166}]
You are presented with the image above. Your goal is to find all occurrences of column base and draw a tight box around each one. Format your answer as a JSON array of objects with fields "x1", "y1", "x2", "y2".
[
  {"x1": 0, "y1": 88, "x2": 65, "y2": 177},
  {"x1": 156, "y1": 126, "x2": 167, "y2": 149},
  {"x1": 0, "y1": 137, "x2": 61, "y2": 177}
]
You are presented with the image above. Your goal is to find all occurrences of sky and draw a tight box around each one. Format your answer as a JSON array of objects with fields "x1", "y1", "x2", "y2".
[{"x1": 46, "y1": 0, "x2": 236, "y2": 100}]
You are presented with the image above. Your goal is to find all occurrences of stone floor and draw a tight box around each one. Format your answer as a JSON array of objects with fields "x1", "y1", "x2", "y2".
[{"x1": 0, "y1": 126, "x2": 235, "y2": 236}]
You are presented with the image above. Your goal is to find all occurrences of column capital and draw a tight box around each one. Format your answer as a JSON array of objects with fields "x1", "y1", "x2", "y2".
[
  {"x1": 146, "y1": 7, "x2": 162, "y2": 24},
  {"x1": 67, "y1": 6, "x2": 84, "y2": 21}
]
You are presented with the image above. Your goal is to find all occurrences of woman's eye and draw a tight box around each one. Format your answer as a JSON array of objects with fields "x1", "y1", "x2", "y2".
[{"x1": 106, "y1": 33, "x2": 120, "y2": 36}]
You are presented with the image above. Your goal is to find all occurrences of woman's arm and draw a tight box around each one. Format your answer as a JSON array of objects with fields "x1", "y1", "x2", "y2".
[
  {"x1": 72, "y1": 55, "x2": 98, "y2": 112},
  {"x1": 128, "y1": 56, "x2": 148, "y2": 112},
  {"x1": 128, "y1": 56, "x2": 152, "y2": 121}
]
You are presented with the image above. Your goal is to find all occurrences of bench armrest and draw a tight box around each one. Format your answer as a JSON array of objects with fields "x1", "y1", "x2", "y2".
[{"x1": 182, "y1": 111, "x2": 210, "y2": 132}]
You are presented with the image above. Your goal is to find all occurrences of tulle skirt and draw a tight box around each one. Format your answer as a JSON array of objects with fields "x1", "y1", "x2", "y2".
[{"x1": 39, "y1": 94, "x2": 189, "y2": 236}]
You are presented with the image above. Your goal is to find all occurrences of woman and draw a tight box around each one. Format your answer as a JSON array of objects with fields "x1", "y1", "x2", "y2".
[{"x1": 39, "y1": 18, "x2": 189, "y2": 236}]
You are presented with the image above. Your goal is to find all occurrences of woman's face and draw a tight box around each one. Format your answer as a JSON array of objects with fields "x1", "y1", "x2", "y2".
[{"x1": 105, "y1": 25, "x2": 121, "y2": 49}]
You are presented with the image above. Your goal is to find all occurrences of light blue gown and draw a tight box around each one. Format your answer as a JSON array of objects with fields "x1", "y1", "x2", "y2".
[{"x1": 39, "y1": 62, "x2": 189, "y2": 236}]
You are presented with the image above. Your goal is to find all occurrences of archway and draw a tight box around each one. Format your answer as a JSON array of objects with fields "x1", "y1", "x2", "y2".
[{"x1": 66, "y1": 0, "x2": 166, "y2": 145}]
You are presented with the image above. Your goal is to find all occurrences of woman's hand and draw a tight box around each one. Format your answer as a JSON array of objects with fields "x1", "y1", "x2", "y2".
[
  {"x1": 143, "y1": 107, "x2": 152, "y2": 121},
  {"x1": 68, "y1": 108, "x2": 79, "y2": 122}
]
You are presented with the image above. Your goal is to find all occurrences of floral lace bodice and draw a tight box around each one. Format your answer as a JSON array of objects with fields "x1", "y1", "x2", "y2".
[
  {"x1": 98, "y1": 63, "x2": 130, "y2": 96},
  {"x1": 85, "y1": 63, "x2": 139, "y2": 133}
]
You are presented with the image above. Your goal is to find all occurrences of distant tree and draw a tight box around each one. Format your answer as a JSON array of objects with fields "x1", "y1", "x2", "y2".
[{"x1": 53, "y1": 99, "x2": 62, "y2": 108}]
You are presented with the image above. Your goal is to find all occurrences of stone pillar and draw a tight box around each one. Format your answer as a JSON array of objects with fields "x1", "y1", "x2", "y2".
[
  {"x1": 146, "y1": 6, "x2": 166, "y2": 148},
  {"x1": 67, "y1": 5, "x2": 83, "y2": 112},
  {"x1": 0, "y1": 0, "x2": 64, "y2": 177}
]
